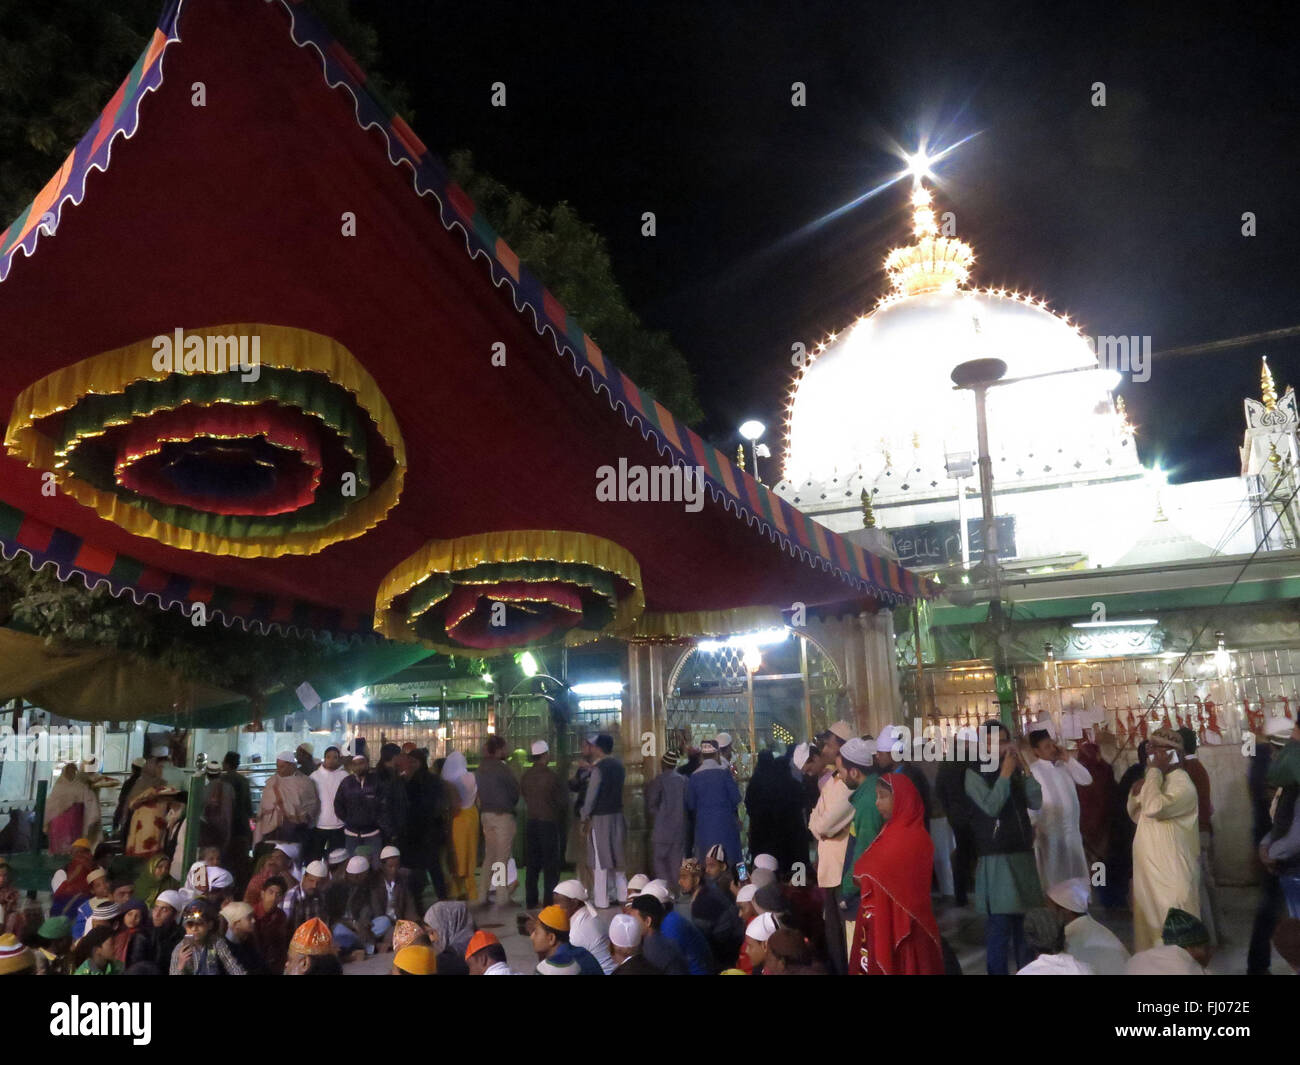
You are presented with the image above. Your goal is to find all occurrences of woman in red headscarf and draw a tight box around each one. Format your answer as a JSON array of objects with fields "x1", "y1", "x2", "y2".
[{"x1": 849, "y1": 772, "x2": 944, "y2": 975}]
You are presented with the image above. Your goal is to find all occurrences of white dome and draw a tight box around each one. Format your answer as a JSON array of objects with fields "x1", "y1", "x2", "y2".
[{"x1": 782, "y1": 289, "x2": 1131, "y2": 493}]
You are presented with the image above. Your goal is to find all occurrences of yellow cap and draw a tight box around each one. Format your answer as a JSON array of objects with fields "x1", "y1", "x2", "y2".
[
  {"x1": 393, "y1": 945, "x2": 438, "y2": 974},
  {"x1": 537, "y1": 904, "x2": 570, "y2": 933}
]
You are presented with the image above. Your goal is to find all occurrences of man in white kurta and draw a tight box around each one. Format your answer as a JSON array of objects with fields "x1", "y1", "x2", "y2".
[
  {"x1": 1126, "y1": 730, "x2": 1200, "y2": 952},
  {"x1": 1027, "y1": 729, "x2": 1093, "y2": 890}
]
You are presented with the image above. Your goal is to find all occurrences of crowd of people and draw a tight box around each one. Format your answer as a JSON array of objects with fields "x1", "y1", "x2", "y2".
[{"x1": 1, "y1": 712, "x2": 1299, "y2": 976}]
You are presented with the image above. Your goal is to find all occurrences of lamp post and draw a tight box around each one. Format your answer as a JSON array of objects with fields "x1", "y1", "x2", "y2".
[
  {"x1": 951, "y1": 357, "x2": 1010, "y2": 727},
  {"x1": 739, "y1": 420, "x2": 766, "y2": 484}
]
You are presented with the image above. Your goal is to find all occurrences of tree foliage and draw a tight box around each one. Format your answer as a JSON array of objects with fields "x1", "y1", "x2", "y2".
[{"x1": 450, "y1": 150, "x2": 703, "y2": 423}]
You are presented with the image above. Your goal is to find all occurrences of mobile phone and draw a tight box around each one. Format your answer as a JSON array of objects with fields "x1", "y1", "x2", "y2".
[{"x1": 736, "y1": 862, "x2": 748, "y2": 882}]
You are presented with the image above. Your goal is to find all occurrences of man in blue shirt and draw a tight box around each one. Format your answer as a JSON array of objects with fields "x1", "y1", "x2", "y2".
[
  {"x1": 633, "y1": 881, "x2": 714, "y2": 974},
  {"x1": 530, "y1": 904, "x2": 604, "y2": 975}
]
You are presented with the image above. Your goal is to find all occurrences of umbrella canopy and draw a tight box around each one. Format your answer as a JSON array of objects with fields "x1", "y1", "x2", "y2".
[{"x1": 0, "y1": 0, "x2": 930, "y2": 652}]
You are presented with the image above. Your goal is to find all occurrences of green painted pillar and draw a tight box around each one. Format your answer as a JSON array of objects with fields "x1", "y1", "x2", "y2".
[{"x1": 995, "y1": 672, "x2": 1016, "y2": 732}]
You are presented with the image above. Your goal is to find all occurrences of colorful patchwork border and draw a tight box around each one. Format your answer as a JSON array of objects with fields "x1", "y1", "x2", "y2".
[
  {"x1": 270, "y1": 0, "x2": 933, "y2": 607},
  {"x1": 0, "y1": 0, "x2": 933, "y2": 609},
  {"x1": 0, "y1": 500, "x2": 373, "y2": 639},
  {"x1": 0, "y1": 2, "x2": 181, "y2": 282}
]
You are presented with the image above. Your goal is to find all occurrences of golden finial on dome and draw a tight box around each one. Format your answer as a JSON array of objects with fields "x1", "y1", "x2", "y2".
[
  {"x1": 861, "y1": 487, "x2": 877, "y2": 528},
  {"x1": 1262, "y1": 356, "x2": 1278, "y2": 412},
  {"x1": 883, "y1": 176, "x2": 975, "y2": 297},
  {"x1": 735, "y1": 444, "x2": 746, "y2": 471}
]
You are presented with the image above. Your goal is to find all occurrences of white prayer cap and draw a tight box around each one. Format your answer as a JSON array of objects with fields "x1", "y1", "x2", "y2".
[
  {"x1": 626, "y1": 874, "x2": 649, "y2": 898},
  {"x1": 876, "y1": 724, "x2": 905, "y2": 756},
  {"x1": 584, "y1": 733, "x2": 599, "y2": 745},
  {"x1": 554, "y1": 879, "x2": 588, "y2": 901},
  {"x1": 155, "y1": 890, "x2": 185, "y2": 912},
  {"x1": 736, "y1": 885, "x2": 758, "y2": 904},
  {"x1": 221, "y1": 901, "x2": 253, "y2": 925},
  {"x1": 274, "y1": 842, "x2": 301, "y2": 861},
  {"x1": 700, "y1": 740, "x2": 719, "y2": 755},
  {"x1": 792, "y1": 742, "x2": 812, "y2": 770},
  {"x1": 1047, "y1": 878, "x2": 1091, "y2": 915},
  {"x1": 840, "y1": 737, "x2": 875, "y2": 768},
  {"x1": 131, "y1": 757, "x2": 146, "y2": 769},
  {"x1": 380, "y1": 846, "x2": 401, "y2": 861},
  {"x1": 206, "y1": 867, "x2": 234, "y2": 889},
  {"x1": 828, "y1": 720, "x2": 855, "y2": 742},
  {"x1": 297, "y1": 742, "x2": 314, "y2": 755},
  {"x1": 715, "y1": 732, "x2": 732, "y2": 747},
  {"x1": 276, "y1": 749, "x2": 296, "y2": 763},
  {"x1": 641, "y1": 880, "x2": 673, "y2": 904},
  {"x1": 531, "y1": 740, "x2": 549, "y2": 756},
  {"x1": 345, "y1": 856, "x2": 370, "y2": 874},
  {"x1": 750, "y1": 868, "x2": 776, "y2": 889},
  {"x1": 327, "y1": 848, "x2": 348, "y2": 866},
  {"x1": 1265, "y1": 716, "x2": 1295, "y2": 744},
  {"x1": 608, "y1": 913, "x2": 643, "y2": 949},
  {"x1": 753, "y1": 853, "x2": 778, "y2": 872},
  {"x1": 86, "y1": 868, "x2": 108, "y2": 885},
  {"x1": 304, "y1": 860, "x2": 329, "y2": 879},
  {"x1": 152, "y1": 746, "x2": 170, "y2": 758},
  {"x1": 745, "y1": 913, "x2": 780, "y2": 942}
]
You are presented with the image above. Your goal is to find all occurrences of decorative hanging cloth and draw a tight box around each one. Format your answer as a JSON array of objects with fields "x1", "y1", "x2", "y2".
[
  {"x1": 4, "y1": 324, "x2": 404, "y2": 556},
  {"x1": 375, "y1": 530, "x2": 644, "y2": 653}
]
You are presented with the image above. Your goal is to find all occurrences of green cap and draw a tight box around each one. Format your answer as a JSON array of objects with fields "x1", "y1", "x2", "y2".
[
  {"x1": 38, "y1": 915, "x2": 72, "y2": 940},
  {"x1": 1161, "y1": 907, "x2": 1209, "y2": 948}
]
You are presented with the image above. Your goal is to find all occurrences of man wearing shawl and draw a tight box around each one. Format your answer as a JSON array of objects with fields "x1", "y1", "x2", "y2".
[
  {"x1": 849, "y1": 773, "x2": 943, "y2": 975},
  {"x1": 257, "y1": 751, "x2": 321, "y2": 847},
  {"x1": 442, "y1": 751, "x2": 480, "y2": 899},
  {"x1": 1127, "y1": 728, "x2": 1200, "y2": 951},
  {"x1": 44, "y1": 763, "x2": 100, "y2": 855}
]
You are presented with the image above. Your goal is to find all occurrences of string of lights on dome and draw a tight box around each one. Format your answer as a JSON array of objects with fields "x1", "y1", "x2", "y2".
[{"x1": 779, "y1": 145, "x2": 1116, "y2": 487}]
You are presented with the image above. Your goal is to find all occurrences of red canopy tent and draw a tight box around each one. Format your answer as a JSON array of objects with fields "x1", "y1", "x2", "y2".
[{"x1": 0, "y1": 0, "x2": 931, "y2": 651}]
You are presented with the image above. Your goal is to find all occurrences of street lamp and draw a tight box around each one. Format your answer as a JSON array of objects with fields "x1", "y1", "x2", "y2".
[
  {"x1": 951, "y1": 357, "x2": 1010, "y2": 728},
  {"x1": 739, "y1": 419, "x2": 766, "y2": 484},
  {"x1": 950, "y1": 358, "x2": 1008, "y2": 585}
]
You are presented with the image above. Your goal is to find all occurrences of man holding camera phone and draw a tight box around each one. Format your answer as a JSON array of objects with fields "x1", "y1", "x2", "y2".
[{"x1": 1126, "y1": 728, "x2": 1201, "y2": 952}]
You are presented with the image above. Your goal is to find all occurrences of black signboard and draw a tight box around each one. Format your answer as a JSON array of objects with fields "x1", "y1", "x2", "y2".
[{"x1": 889, "y1": 515, "x2": 1017, "y2": 568}]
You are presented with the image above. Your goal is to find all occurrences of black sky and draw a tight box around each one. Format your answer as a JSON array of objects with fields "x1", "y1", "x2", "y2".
[{"x1": 353, "y1": 0, "x2": 1300, "y2": 482}]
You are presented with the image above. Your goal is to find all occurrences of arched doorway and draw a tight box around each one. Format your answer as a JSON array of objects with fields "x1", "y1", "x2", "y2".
[{"x1": 664, "y1": 629, "x2": 846, "y2": 785}]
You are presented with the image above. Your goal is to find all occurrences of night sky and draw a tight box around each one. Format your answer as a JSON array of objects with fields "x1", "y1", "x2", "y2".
[{"x1": 354, "y1": 0, "x2": 1299, "y2": 483}]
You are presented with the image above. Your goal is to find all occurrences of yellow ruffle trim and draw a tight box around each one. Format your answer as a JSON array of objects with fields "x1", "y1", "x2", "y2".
[
  {"x1": 374, "y1": 529, "x2": 646, "y2": 651},
  {"x1": 4, "y1": 324, "x2": 405, "y2": 558},
  {"x1": 631, "y1": 605, "x2": 788, "y2": 640}
]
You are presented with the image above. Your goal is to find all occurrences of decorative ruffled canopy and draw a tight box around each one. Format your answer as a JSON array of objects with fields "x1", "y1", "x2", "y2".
[{"x1": 0, "y1": 0, "x2": 931, "y2": 653}]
